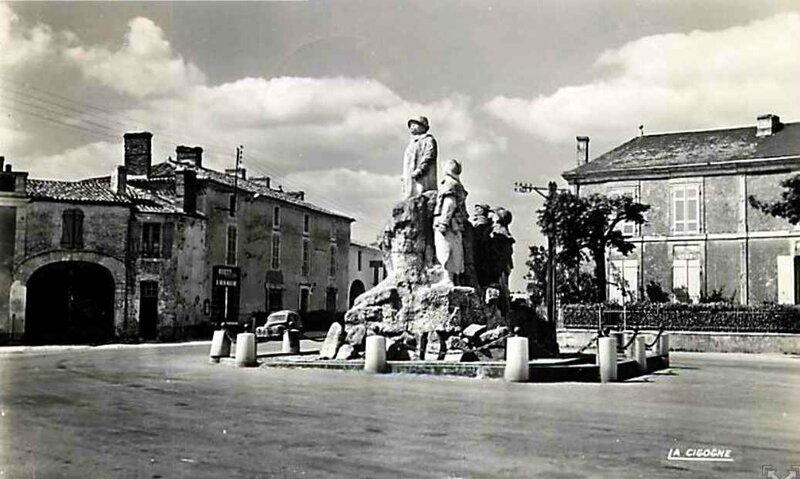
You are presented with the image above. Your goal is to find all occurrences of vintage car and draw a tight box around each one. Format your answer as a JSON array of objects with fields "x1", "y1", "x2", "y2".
[{"x1": 255, "y1": 310, "x2": 303, "y2": 339}]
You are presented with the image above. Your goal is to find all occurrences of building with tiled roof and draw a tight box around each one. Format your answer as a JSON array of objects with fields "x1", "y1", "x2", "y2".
[
  {"x1": 562, "y1": 114, "x2": 800, "y2": 306},
  {"x1": 0, "y1": 132, "x2": 354, "y2": 344}
]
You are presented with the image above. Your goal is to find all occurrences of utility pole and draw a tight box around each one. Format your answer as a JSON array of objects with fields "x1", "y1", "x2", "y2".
[
  {"x1": 514, "y1": 180, "x2": 566, "y2": 327},
  {"x1": 232, "y1": 145, "x2": 243, "y2": 219}
]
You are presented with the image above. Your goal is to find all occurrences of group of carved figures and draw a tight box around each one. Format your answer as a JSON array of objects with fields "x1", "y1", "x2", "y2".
[{"x1": 401, "y1": 116, "x2": 515, "y2": 309}]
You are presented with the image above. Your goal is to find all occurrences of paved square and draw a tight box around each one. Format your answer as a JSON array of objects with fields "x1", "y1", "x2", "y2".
[{"x1": 1, "y1": 344, "x2": 798, "y2": 478}]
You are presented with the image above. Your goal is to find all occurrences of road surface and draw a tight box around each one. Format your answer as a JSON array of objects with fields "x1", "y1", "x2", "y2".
[{"x1": 1, "y1": 342, "x2": 798, "y2": 478}]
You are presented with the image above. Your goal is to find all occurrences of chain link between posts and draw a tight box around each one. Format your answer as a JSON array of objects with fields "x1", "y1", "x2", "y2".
[{"x1": 645, "y1": 325, "x2": 666, "y2": 349}]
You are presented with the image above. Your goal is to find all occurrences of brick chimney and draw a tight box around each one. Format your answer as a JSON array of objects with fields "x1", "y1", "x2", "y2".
[
  {"x1": 250, "y1": 176, "x2": 271, "y2": 188},
  {"x1": 0, "y1": 161, "x2": 28, "y2": 194},
  {"x1": 175, "y1": 168, "x2": 197, "y2": 214},
  {"x1": 176, "y1": 145, "x2": 203, "y2": 167},
  {"x1": 576, "y1": 136, "x2": 590, "y2": 167},
  {"x1": 123, "y1": 132, "x2": 153, "y2": 177},
  {"x1": 756, "y1": 114, "x2": 782, "y2": 137},
  {"x1": 288, "y1": 190, "x2": 306, "y2": 201},
  {"x1": 111, "y1": 165, "x2": 127, "y2": 195}
]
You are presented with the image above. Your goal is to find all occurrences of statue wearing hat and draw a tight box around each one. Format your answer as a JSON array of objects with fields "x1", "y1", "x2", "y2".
[
  {"x1": 433, "y1": 159, "x2": 468, "y2": 285},
  {"x1": 471, "y1": 204, "x2": 493, "y2": 287},
  {"x1": 488, "y1": 207, "x2": 515, "y2": 316},
  {"x1": 402, "y1": 116, "x2": 438, "y2": 198}
]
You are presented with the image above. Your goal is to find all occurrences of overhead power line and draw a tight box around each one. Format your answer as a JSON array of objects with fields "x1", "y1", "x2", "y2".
[{"x1": 0, "y1": 79, "x2": 388, "y2": 230}]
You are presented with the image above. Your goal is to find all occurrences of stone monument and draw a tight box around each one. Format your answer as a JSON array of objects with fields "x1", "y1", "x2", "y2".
[{"x1": 332, "y1": 116, "x2": 557, "y2": 361}]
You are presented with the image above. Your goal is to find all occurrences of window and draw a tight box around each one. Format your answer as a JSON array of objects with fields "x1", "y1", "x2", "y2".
[
  {"x1": 608, "y1": 258, "x2": 638, "y2": 304},
  {"x1": 229, "y1": 195, "x2": 237, "y2": 217},
  {"x1": 61, "y1": 209, "x2": 84, "y2": 249},
  {"x1": 673, "y1": 245, "x2": 701, "y2": 303},
  {"x1": 303, "y1": 214, "x2": 310, "y2": 235},
  {"x1": 271, "y1": 234, "x2": 281, "y2": 270},
  {"x1": 226, "y1": 226, "x2": 237, "y2": 265},
  {"x1": 273, "y1": 206, "x2": 280, "y2": 229},
  {"x1": 301, "y1": 239, "x2": 310, "y2": 276},
  {"x1": 329, "y1": 245, "x2": 337, "y2": 277},
  {"x1": 608, "y1": 188, "x2": 638, "y2": 236},
  {"x1": 330, "y1": 222, "x2": 337, "y2": 241},
  {"x1": 672, "y1": 184, "x2": 701, "y2": 234},
  {"x1": 357, "y1": 250, "x2": 363, "y2": 271},
  {"x1": 141, "y1": 223, "x2": 162, "y2": 258}
]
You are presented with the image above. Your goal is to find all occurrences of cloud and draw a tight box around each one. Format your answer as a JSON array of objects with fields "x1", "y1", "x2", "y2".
[
  {"x1": 120, "y1": 77, "x2": 506, "y2": 178},
  {"x1": 63, "y1": 17, "x2": 206, "y2": 98},
  {"x1": 283, "y1": 168, "x2": 400, "y2": 242},
  {"x1": 0, "y1": 2, "x2": 60, "y2": 68},
  {"x1": 484, "y1": 12, "x2": 800, "y2": 143},
  {"x1": 17, "y1": 141, "x2": 121, "y2": 180},
  {"x1": 3, "y1": 5, "x2": 509, "y2": 252}
]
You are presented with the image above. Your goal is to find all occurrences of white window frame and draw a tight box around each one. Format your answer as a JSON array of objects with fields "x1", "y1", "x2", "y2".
[
  {"x1": 607, "y1": 186, "x2": 639, "y2": 237},
  {"x1": 671, "y1": 182, "x2": 702, "y2": 235},
  {"x1": 272, "y1": 206, "x2": 281, "y2": 229},
  {"x1": 672, "y1": 245, "x2": 702, "y2": 303},
  {"x1": 608, "y1": 258, "x2": 639, "y2": 304}
]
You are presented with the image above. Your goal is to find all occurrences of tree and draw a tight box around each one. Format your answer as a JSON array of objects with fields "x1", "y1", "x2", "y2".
[
  {"x1": 749, "y1": 174, "x2": 800, "y2": 224},
  {"x1": 537, "y1": 191, "x2": 649, "y2": 302},
  {"x1": 525, "y1": 246, "x2": 599, "y2": 305}
]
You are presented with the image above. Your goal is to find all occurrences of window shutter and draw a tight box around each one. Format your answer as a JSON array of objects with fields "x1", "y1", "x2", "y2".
[
  {"x1": 74, "y1": 210, "x2": 84, "y2": 248},
  {"x1": 162, "y1": 221, "x2": 175, "y2": 259},
  {"x1": 61, "y1": 211, "x2": 74, "y2": 248},
  {"x1": 130, "y1": 221, "x2": 142, "y2": 257}
]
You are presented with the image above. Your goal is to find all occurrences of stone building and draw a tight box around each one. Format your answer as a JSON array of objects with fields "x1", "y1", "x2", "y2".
[
  {"x1": 563, "y1": 114, "x2": 800, "y2": 305},
  {"x1": 347, "y1": 241, "x2": 386, "y2": 307},
  {"x1": 0, "y1": 132, "x2": 353, "y2": 344}
]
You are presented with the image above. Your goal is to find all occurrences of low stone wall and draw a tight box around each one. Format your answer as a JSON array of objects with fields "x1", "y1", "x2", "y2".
[{"x1": 558, "y1": 328, "x2": 800, "y2": 354}]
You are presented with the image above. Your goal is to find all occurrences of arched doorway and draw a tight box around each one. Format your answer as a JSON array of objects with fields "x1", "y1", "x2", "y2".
[
  {"x1": 349, "y1": 280, "x2": 365, "y2": 308},
  {"x1": 25, "y1": 261, "x2": 115, "y2": 345}
]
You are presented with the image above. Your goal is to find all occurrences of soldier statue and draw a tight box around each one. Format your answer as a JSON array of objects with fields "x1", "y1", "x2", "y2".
[
  {"x1": 433, "y1": 159, "x2": 468, "y2": 285},
  {"x1": 402, "y1": 116, "x2": 438, "y2": 198}
]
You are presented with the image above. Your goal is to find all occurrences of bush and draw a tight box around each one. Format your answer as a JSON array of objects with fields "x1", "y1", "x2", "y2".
[{"x1": 562, "y1": 302, "x2": 800, "y2": 333}]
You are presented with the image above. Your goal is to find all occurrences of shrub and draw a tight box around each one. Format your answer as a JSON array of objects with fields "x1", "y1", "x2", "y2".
[{"x1": 562, "y1": 302, "x2": 800, "y2": 333}]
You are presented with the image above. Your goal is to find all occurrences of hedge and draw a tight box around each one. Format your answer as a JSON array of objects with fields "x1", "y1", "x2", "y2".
[{"x1": 562, "y1": 302, "x2": 800, "y2": 333}]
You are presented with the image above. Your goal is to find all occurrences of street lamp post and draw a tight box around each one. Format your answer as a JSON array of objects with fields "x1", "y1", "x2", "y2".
[{"x1": 514, "y1": 180, "x2": 566, "y2": 327}]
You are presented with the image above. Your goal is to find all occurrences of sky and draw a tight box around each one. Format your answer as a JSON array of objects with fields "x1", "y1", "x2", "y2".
[{"x1": 2, "y1": 0, "x2": 800, "y2": 291}]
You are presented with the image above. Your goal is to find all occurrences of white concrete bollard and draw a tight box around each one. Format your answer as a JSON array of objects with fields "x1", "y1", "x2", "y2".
[
  {"x1": 364, "y1": 335, "x2": 387, "y2": 373},
  {"x1": 235, "y1": 333, "x2": 257, "y2": 367},
  {"x1": 658, "y1": 333, "x2": 670, "y2": 366},
  {"x1": 282, "y1": 329, "x2": 300, "y2": 354},
  {"x1": 209, "y1": 330, "x2": 231, "y2": 363},
  {"x1": 504, "y1": 337, "x2": 530, "y2": 382},
  {"x1": 632, "y1": 336, "x2": 647, "y2": 372},
  {"x1": 598, "y1": 337, "x2": 618, "y2": 383}
]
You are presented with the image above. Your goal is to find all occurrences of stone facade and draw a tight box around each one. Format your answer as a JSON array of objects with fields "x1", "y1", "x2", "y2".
[
  {"x1": 563, "y1": 114, "x2": 800, "y2": 305},
  {"x1": 0, "y1": 134, "x2": 353, "y2": 344}
]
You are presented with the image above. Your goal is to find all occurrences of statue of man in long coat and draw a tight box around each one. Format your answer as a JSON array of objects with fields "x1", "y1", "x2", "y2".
[
  {"x1": 433, "y1": 159, "x2": 468, "y2": 285},
  {"x1": 402, "y1": 116, "x2": 438, "y2": 198}
]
